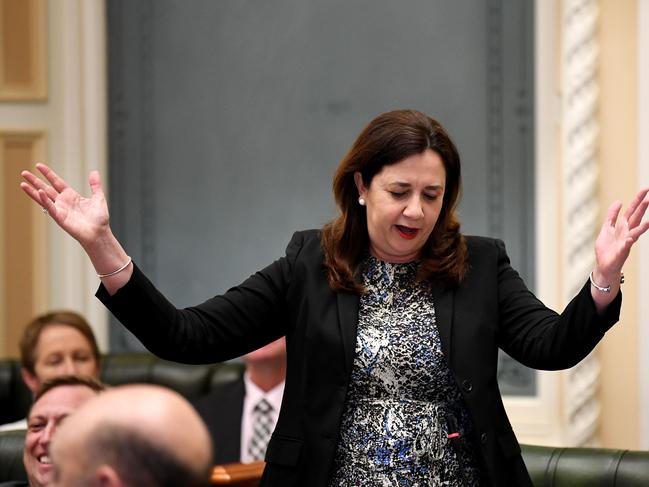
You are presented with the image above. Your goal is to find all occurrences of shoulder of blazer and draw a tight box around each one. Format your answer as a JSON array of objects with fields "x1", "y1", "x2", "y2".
[
  {"x1": 464, "y1": 235, "x2": 507, "y2": 259},
  {"x1": 285, "y1": 229, "x2": 324, "y2": 262},
  {"x1": 464, "y1": 234, "x2": 502, "y2": 250},
  {"x1": 290, "y1": 229, "x2": 322, "y2": 247},
  {"x1": 462, "y1": 235, "x2": 511, "y2": 277}
]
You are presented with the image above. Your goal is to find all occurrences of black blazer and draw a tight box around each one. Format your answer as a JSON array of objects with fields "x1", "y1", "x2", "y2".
[
  {"x1": 192, "y1": 378, "x2": 245, "y2": 465},
  {"x1": 98, "y1": 230, "x2": 621, "y2": 486}
]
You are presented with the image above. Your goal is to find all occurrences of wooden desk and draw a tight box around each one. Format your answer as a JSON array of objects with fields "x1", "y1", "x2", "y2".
[{"x1": 211, "y1": 461, "x2": 265, "y2": 486}]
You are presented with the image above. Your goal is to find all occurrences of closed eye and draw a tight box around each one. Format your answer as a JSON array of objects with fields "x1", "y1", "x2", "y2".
[
  {"x1": 44, "y1": 354, "x2": 63, "y2": 367},
  {"x1": 28, "y1": 422, "x2": 44, "y2": 432},
  {"x1": 389, "y1": 191, "x2": 407, "y2": 199},
  {"x1": 73, "y1": 353, "x2": 92, "y2": 363}
]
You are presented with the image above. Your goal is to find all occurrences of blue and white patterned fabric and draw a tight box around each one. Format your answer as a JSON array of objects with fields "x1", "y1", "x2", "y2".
[{"x1": 329, "y1": 256, "x2": 484, "y2": 486}]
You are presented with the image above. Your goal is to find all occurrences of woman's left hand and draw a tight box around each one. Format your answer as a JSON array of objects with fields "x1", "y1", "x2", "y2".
[{"x1": 591, "y1": 187, "x2": 649, "y2": 308}]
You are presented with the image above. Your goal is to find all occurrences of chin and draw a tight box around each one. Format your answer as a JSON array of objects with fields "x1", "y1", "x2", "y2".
[{"x1": 394, "y1": 244, "x2": 423, "y2": 258}]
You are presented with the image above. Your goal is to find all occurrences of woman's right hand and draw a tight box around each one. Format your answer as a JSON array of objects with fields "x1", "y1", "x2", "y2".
[
  {"x1": 21, "y1": 163, "x2": 109, "y2": 247},
  {"x1": 21, "y1": 163, "x2": 132, "y2": 294}
]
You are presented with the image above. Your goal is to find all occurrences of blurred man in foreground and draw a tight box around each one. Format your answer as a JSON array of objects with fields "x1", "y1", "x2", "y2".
[{"x1": 50, "y1": 384, "x2": 213, "y2": 487}]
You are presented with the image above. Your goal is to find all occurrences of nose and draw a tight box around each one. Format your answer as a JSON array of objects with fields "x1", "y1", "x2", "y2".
[
  {"x1": 41, "y1": 422, "x2": 56, "y2": 447},
  {"x1": 61, "y1": 357, "x2": 76, "y2": 375},
  {"x1": 403, "y1": 196, "x2": 424, "y2": 219}
]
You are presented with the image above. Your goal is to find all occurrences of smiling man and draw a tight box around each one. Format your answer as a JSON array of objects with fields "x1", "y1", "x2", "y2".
[{"x1": 21, "y1": 376, "x2": 105, "y2": 487}]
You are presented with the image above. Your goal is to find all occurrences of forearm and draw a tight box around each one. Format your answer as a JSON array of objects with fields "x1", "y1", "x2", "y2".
[
  {"x1": 82, "y1": 228, "x2": 133, "y2": 295},
  {"x1": 97, "y1": 257, "x2": 293, "y2": 363}
]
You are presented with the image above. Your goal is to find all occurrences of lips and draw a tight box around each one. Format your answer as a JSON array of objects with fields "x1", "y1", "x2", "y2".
[{"x1": 396, "y1": 225, "x2": 419, "y2": 240}]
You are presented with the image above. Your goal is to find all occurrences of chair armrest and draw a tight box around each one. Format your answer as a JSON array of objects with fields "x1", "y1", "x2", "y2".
[
  {"x1": 521, "y1": 443, "x2": 649, "y2": 486},
  {"x1": 211, "y1": 461, "x2": 265, "y2": 486}
]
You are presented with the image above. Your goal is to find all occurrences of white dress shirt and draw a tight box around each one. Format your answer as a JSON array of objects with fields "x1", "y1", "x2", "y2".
[
  {"x1": 240, "y1": 372, "x2": 285, "y2": 463},
  {"x1": 0, "y1": 418, "x2": 27, "y2": 432}
]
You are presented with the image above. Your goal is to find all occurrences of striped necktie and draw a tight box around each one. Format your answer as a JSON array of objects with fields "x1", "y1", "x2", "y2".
[{"x1": 248, "y1": 398, "x2": 273, "y2": 461}]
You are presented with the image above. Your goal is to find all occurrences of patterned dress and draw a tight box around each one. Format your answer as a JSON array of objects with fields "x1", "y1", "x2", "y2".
[{"x1": 329, "y1": 256, "x2": 484, "y2": 486}]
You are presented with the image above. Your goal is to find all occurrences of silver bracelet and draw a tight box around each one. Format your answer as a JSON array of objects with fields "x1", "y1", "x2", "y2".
[
  {"x1": 589, "y1": 271, "x2": 624, "y2": 293},
  {"x1": 97, "y1": 256, "x2": 132, "y2": 278}
]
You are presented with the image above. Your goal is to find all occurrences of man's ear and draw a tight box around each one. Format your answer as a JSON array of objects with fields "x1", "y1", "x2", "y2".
[
  {"x1": 21, "y1": 368, "x2": 40, "y2": 395},
  {"x1": 97, "y1": 465, "x2": 123, "y2": 487},
  {"x1": 353, "y1": 172, "x2": 366, "y2": 198}
]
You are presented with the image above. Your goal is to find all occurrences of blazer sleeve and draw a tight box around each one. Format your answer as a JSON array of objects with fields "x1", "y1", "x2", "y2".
[
  {"x1": 494, "y1": 238, "x2": 622, "y2": 370},
  {"x1": 95, "y1": 231, "x2": 307, "y2": 364}
]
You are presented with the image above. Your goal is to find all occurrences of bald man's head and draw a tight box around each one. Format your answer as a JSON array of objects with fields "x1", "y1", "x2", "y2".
[{"x1": 50, "y1": 384, "x2": 213, "y2": 487}]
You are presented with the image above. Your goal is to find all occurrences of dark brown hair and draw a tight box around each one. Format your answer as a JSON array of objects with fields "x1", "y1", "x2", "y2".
[
  {"x1": 20, "y1": 310, "x2": 101, "y2": 374},
  {"x1": 321, "y1": 109, "x2": 467, "y2": 293},
  {"x1": 32, "y1": 375, "x2": 106, "y2": 405}
]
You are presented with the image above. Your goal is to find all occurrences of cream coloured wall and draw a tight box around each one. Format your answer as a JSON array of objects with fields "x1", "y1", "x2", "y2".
[
  {"x1": 639, "y1": 0, "x2": 649, "y2": 449},
  {"x1": 597, "y1": 0, "x2": 641, "y2": 449}
]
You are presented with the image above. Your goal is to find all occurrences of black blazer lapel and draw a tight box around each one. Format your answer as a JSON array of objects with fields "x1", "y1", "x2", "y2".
[
  {"x1": 336, "y1": 292, "x2": 359, "y2": 374},
  {"x1": 432, "y1": 285, "x2": 455, "y2": 362}
]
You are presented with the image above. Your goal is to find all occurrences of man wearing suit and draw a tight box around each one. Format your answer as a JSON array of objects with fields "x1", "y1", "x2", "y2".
[{"x1": 192, "y1": 338, "x2": 286, "y2": 464}]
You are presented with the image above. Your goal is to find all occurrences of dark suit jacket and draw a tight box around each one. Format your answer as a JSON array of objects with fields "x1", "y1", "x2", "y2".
[
  {"x1": 192, "y1": 378, "x2": 245, "y2": 464},
  {"x1": 98, "y1": 230, "x2": 621, "y2": 487}
]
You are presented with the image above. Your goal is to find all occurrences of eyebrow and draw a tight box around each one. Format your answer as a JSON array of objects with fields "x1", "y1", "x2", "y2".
[{"x1": 28, "y1": 412, "x2": 69, "y2": 424}]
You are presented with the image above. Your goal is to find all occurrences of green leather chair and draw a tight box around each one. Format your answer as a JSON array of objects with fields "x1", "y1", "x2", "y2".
[
  {"x1": 0, "y1": 353, "x2": 245, "y2": 484},
  {"x1": 521, "y1": 444, "x2": 649, "y2": 486},
  {"x1": 0, "y1": 429, "x2": 26, "y2": 483},
  {"x1": 0, "y1": 353, "x2": 244, "y2": 425}
]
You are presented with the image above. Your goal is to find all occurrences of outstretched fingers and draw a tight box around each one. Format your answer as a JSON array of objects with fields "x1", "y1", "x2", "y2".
[
  {"x1": 37, "y1": 189, "x2": 56, "y2": 215},
  {"x1": 604, "y1": 200, "x2": 623, "y2": 228},
  {"x1": 35, "y1": 163, "x2": 69, "y2": 194},
  {"x1": 20, "y1": 175, "x2": 56, "y2": 208},
  {"x1": 628, "y1": 219, "x2": 649, "y2": 242},
  {"x1": 88, "y1": 170, "x2": 104, "y2": 198},
  {"x1": 20, "y1": 171, "x2": 57, "y2": 206},
  {"x1": 623, "y1": 187, "x2": 649, "y2": 228},
  {"x1": 19, "y1": 177, "x2": 58, "y2": 219},
  {"x1": 19, "y1": 179, "x2": 42, "y2": 206}
]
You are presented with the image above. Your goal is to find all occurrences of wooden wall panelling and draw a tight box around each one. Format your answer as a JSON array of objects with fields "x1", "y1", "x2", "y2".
[
  {"x1": 0, "y1": 0, "x2": 47, "y2": 100},
  {"x1": 0, "y1": 131, "x2": 47, "y2": 357}
]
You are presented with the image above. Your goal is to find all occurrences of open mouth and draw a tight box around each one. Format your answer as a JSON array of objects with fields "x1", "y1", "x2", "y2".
[
  {"x1": 38, "y1": 455, "x2": 52, "y2": 465},
  {"x1": 396, "y1": 225, "x2": 419, "y2": 240}
]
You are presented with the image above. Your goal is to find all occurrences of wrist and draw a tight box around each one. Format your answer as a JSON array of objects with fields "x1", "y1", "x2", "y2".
[
  {"x1": 590, "y1": 269, "x2": 624, "y2": 293},
  {"x1": 81, "y1": 228, "x2": 119, "y2": 255},
  {"x1": 82, "y1": 230, "x2": 130, "y2": 273}
]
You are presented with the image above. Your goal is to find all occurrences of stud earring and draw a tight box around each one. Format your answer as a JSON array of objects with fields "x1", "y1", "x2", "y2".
[{"x1": 358, "y1": 197, "x2": 366, "y2": 206}]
